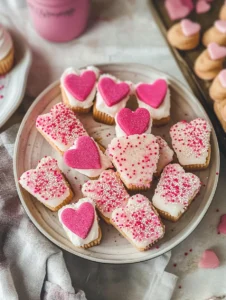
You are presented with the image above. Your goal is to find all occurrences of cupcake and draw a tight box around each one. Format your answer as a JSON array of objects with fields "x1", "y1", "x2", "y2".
[
  {"x1": 194, "y1": 43, "x2": 226, "y2": 80},
  {"x1": 106, "y1": 134, "x2": 159, "y2": 191},
  {"x1": 93, "y1": 74, "x2": 133, "y2": 125},
  {"x1": 155, "y1": 136, "x2": 174, "y2": 176},
  {"x1": 36, "y1": 103, "x2": 88, "y2": 154},
  {"x1": 170, "y1": 118, "x2": 211, "y2": 170},
  {"x1": 111, "y1": 194, "x2": 165, "y2": 251},
  {"x1": 82, "y1": 170, "x2": 129, "y2": 224},
  {"x1": 203, "y1": 20, "x2": 226, "y2": 47},
  {"x1": 115, "y1": 107, "x2": 152, "y2": 138},
  {"x1": 135, "y1": 79, "x2": 170, "y2": 126},
  {"x1": 60, "y1": 66, "x2": 100, "y2": 113},
  {"x1": 167, "y1": 19, "x2": 201, "y2": 50},
  {"x1": 152, "y1": 164, "x2": 201, "y2": 222},
  {"x1": 63, "y1": 136, "x2": 112, "y2": 179},
  {"x1": 19, "y1": 156, "x2": 73, "y2": 212},
  {"x1": 58, "y1": 198, "x2": 102, "y2": 249},
  {"x1": 209, "y1": 69, "x2": 226, "y2": 102},
  {"x1": 214, "y1": 100, "x2": 226, "y2": 132},
  {"x1": 0, "y1": 23, "x2": 14, "y2": 75}
]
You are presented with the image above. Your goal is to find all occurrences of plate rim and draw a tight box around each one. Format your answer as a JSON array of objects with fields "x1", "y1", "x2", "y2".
[{"x1": 13, "y1": 63, "x2": 220, "y2": 264}]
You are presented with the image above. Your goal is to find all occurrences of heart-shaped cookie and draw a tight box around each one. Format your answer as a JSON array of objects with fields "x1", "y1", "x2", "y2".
[
  {"x1": 36, "y1": 103, "x2": 88, "y2": 153},
  {"x1": 181, "y1": 19, "x2": 201, "y2": 37},
  {"x1": 116, "y1": 108, "x2": 151, "y2": 136},
  {"x1": 64, "y1": 136, "x2": 101, "y2": 169},
  {"x1": 196, "y1": 0, "x2": 211, "y2": 14},
  {"x1": 111, "y1": 194, "x2": 165, "y2": 250},
  {"x1": 170, "y1": 118, "x2": 211, "y2": 166},
  {"x1": 152, "y1": 164, "x2": 201, "y2": 220},
  {"x1": 98, "y1": 77, "x2": 130, "y2": 107},
  {"x1": 165, "y1": 0, "x2": 191, "y2": 20},
  {"x1": 64, "y1": 70, "x2": 96, "y2": 101},
  {"x1": 208, "y1": 43, "x2": 226, "y2": 60},
  {"x1": 82, "y1": 170, "x2": 129, "y2": 222},
  {"x1": 136, "y1": 79, "x2": 168, "y2": 109},
  {"x1": 215, "y1": 20, "x2": 226, "y2": 34},
  {"x1": 107, "y1": 134, "x2": 159, "y2": 189},
  {"x1": 19, "y1": 156, "x2": 72, "y2": 210},
  {"x1": 218, "y1": 214, "x2": 226, "y2": 234},
  {"x1": 60, "y1": 202, "x2": 94, "y2": 239},
  {"x1": 198, "y1": 250, "x2": 220, "y2": 269}
]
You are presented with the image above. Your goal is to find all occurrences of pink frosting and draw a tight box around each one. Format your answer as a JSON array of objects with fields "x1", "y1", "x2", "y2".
[
  {"x1": 208, "y1": 43, "x2": 226, "y2": 60},
  {"x1": 136, "y1": 79, "x2": 168, "y2": 109},
  {"x1": 181, "y1": 19, "x2": 201, "y2": 37},
  {"x1": 198, "y1": 250, "x2": 220, "y2": 269},
  {"x1": 165, "y1": 0, "x2": 191, "y2": 21},
  {"x1": 196, "y1": 1, "x2": 211, "y2": 14},
  {"x1": 64, "y1": 70, "x2": 96, "y2": 101},
  {"x1": 98, "y1": 77, "x2": 130, "y2": 107},
  {"x1": 61, "y1": 202, "x2": 94, "y2": 239},
  {"x1": 219, "y1": 69, "x2": 226, "y2": 88},
  {"x1": 64, "y1": 136, "x2": 101, "y2": 169},
  {"x1": 215, "y1": 20, "x2": 226, "y2": 34},
  {"x1": 116, "y1": 108, "x2": 151, "y2": 135},
  {"x1": 218, "y1": 214, "x2": 226, "y2": 234}
]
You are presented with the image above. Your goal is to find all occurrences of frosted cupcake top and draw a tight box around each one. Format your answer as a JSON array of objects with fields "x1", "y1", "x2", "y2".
[{"x1": 0, "y1": 24, "x2": 13, "y2": 60}]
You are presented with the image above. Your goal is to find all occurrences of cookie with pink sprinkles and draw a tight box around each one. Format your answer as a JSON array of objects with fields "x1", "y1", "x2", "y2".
[
  {"x1": 152, "y1": 164, "x2": 201, "y2": 222},
  {"x1": 36, "y1": 103, "x2": 88, "y2": 154},
  {"x1": 111, "y1": 194, "x2": 165, "y2": 251},
  {"x1": 155, "y1": 136, "x2": 174, "y2": 176},
  {"x1": 170, "y1": 118, "x2": 211, "y2": 170},
  {"x1": 106, "y1": 134, "x2": 159, "y2": 191},
  {"x1": 19, "y1": 156, "x2": 73, "y2": 212},
  {"x1": 82, "y1": 170, "x2": 129, "y2": 224}
]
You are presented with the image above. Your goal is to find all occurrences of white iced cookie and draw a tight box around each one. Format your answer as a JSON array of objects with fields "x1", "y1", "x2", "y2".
[{"x1": 155, "y1": 136, "x2": 174, "y2": 175}]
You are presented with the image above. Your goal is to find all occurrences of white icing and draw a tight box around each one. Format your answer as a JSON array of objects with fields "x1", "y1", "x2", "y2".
[
  {"x1": 156, "y1": 136, "x2": 174, "y2": 174},
  {"x1": 115, "y1": 111, "x2": 152, "y2": 138},
  {"x1": 0, "y1": 24, "x2": 13, "y2": 60},
  {"x1": 136, "y1": 83, "x2": 171, "y2": 120},
  {"x1": 68, "y1": 138, "x2": 112, "y2": 178},
  {"x1": 96, "y1": 74, "x2": 133, "y2": 118},
  {"x1": 60, "y1": 66, "x2": 100, "y2": 109},
  {"x1": 58, "y1": 198, "x2": 99, "y2": 247}
]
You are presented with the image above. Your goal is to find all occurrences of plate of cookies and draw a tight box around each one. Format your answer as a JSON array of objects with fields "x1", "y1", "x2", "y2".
[{"x1": 14, "y1": 63, "x2": 219, "y2": 263}]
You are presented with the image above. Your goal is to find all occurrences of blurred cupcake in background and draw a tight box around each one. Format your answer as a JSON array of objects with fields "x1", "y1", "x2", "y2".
[{"x1": 0, "y1": 23, "x2": 14, "y2": 75}]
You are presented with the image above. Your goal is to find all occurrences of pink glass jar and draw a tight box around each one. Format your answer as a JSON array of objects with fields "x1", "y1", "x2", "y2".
[{"x1": 27, "y1": 0, "x2": 90, "y2": 42}]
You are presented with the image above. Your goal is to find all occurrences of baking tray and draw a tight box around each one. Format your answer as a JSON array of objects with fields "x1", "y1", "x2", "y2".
[{"x1": 150, "y1": 0, "x2": 226, "y2": 155}]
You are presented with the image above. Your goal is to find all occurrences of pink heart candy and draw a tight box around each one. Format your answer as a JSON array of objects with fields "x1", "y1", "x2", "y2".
[
  {"x1": 61, "y1": 203, "x2": 94, "y2": 239},
  {"x1": 196, "y1": 0, "x2": 211, "y2": 14},
  {"x1": 219, "y1": 70, "x2": 226, "y2": 88},
  {"x1": 63, "y1": 136, "x2": 101, "y2": 169},
  {"x1": 98, "y1": 77, "x2": 130, "y2": 107},
  {"x1": 165, "y1": 0, "x2": 191, "y2": 20},
  {"x1": 117, "y1": 108, "x2": 151, "y2": 135},
  {"x1": 136, "y1": 79, "x2": 168, "y2": 109},
  {"x1": 208, "y1": 42, "x2": 226, "y2": 60},
  {"x1": 215, "y1": 20, "x2": 226, "y2": 34},
  {"x1": 218, "y1": 214, "x2": 226, "y2": 234},
  {"x1": 198, "y1": 250, "x2": 220, "y2": 269},
  {"x1": 181, "y1": 0, "x2": 194, "y2": 10},
  {"x1": 181, "y1": 19, "x2": 201, "y2": 36},
  {"x1": 64, "y1": 71, "x2": 96, "y2": 101}
]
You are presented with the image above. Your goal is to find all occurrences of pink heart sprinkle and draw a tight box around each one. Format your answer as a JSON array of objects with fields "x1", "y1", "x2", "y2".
[
  {"x1": 208, "y1": 42, "x2": 226, "y2": 60},
  {"x1": 196, "y1": 0, "x2": 211, "y2": 14},
  {"x1": 61, "y1": 203, "x2": 94, "y2": 239},
  {"x1": 215, "y1": 20, "x2": 226, "y2": 34},
  {"x1": 98, "y1": 77, "x2": 130, "y2": 107},
  {"x1": 63, "y1": 136, "x2": 101, "y2": 169},
  {"x1": 136, "y1": 79, "x2": 168, "y2": 109},
  {"x1": 198, "y1": 250, "x2": 220, "y2": 269},
  {"x1": 64, "y1": 71, "x2": 96, "y2": 101},
  {"x1": 165, "y1": 0, "x2": 191, "y2": 20},
  {"x1": 117, "y1": 108, "x2": 151, "y2": 135},
  {"x1": 218, "y1": 214, "x2": 226, "y2": 234},
  {"x1": 219, "y1": 70, "x2": 226, "y2": 88},
  {"x1": 181, "y1": 19, "x2": 201, "y2": 36}
]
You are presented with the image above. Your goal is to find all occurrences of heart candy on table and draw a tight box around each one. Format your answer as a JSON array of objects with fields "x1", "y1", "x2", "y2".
[
  {"x1": 165, "y1": 0, "x2": 191, "y2": 21},
  {"x1": 116, "y1": 108, "x2": 151, "y2": 135},
  {"x1": 181, "y1": 19, "x2": 201, "y2": 37},
  {"x1": 208, "y1": 43, "x2": 226, "y2": 60},
  {"x1": 61, "y1": 202, "x2": 95, "y2": 239},
  {"x1": 198, "y1": 250, "x2": 220, "y2": 269},
  {"x1": 215, "y1": 20, "x2": 226, "y2": 34},
  {"x1": 218, "y1": 214, "x2": 226, "y2": 234},
  {"x1": 181, "y1": 0, "x2": 194, "y2": 10},
  {"x1": 63, "y1": 136, "x2": 101, "y2": 169},
  {"x1": 196, "y1": 0, "x2": 211, "y2": 14},
  {"x1": 64, "y1": 70, "x2": 96, "y2": 101},
  {"x1": 136, "y1": 79, "x2": 168, "y2": 109},
  {"x1": 98, "y1": 77, "x2": 130, "y2": 107}
]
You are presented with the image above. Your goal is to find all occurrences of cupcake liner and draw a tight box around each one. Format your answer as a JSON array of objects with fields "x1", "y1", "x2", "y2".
[
  {"x1": 0, "y1": 46, "x2": 14, "y2": 75},
  {"x1": 61, "y1": 87, "x2": 92, "y2": 113},
  {"x1": 93, "y1": 102, "x2": 115, "y2": 125}
]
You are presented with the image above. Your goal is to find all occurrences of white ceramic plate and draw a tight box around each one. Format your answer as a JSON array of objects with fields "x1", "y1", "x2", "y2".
[
  {"x1": 0, "y1": 14, "x2": 32, "y2": 128},
  {"x1": 14, "y1": 63, "x2": 220, "y2": 264}
]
